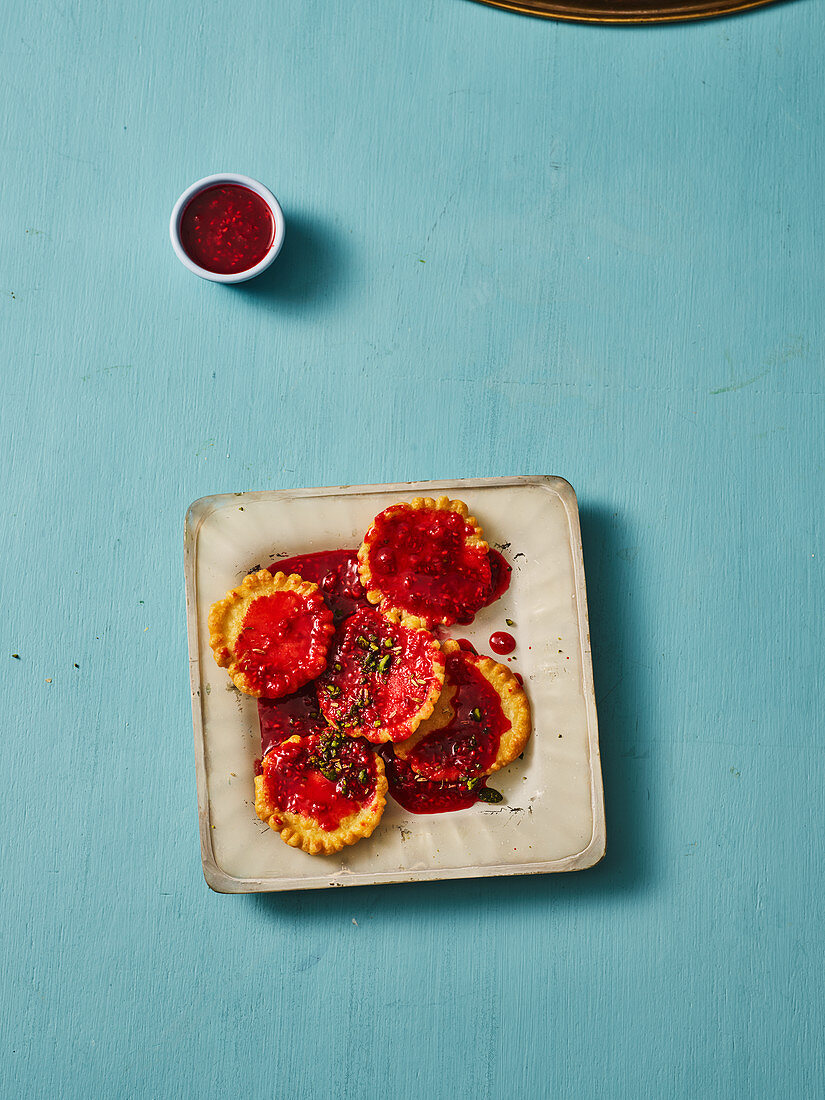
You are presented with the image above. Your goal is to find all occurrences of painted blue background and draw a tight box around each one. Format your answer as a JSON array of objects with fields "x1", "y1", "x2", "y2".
[{"x1": 1, "y1": 1, "x2": 822, "y2": 1096}]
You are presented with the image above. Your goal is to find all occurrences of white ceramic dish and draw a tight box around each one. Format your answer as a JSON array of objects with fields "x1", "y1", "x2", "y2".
[
  {"x1": 184, "y1": 476, "x2": 605, "y2": 892},
  {"x1": 169, "y1": 172, "x2": 285, "y2": 284}
]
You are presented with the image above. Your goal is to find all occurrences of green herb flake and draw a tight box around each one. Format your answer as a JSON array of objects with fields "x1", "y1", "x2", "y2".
[
  {"x1": 505, "y1": 618, "x2": 515, "y2": 627},
  {"x1": 477, "y1": 786, "x2": 503, "y2": 804},
  {"x1": 470, "y1": 707, "x2": 482, "y2": 721}
]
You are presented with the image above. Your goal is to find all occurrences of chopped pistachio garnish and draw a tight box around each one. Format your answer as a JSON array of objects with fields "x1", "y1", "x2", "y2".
[{"x1": 477, "y1": 786, "x2": 503, "y2": 804}]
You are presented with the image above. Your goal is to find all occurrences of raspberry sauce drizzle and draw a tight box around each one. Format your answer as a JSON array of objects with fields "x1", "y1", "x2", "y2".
[
  {"x1": 489, "y1": 631, "x2": 516, "y2": 656},
  {"x1": 254, "y1": 541, "x2": 516, "y2": 817},
  {"x1": 258, "y1": 683, "x2": 327, "y2": 758},
  {"x1": 235, "y1": 590, "x2": 332, "y2": 697},
  {"x1": 261, "y1": 734, "x2": 377, "y2": 831},
  {"x1": 317, "y1": 607, "x2": 443, "y2": 742},
  {"x1": 382, "y1": 748, "x2": 500, "y2": 814},
  {"x1": 257, "y1": 550, "x2": 370, "y2": 750},
  {"x1": 482, "y1": 549, "x2": 512, "y2": 608},
  {"x1": 364, "y1": 505, "x2": 492, "y2": 625},
  {"x1": 269, "y1": 549, "x2": 368, "y2": 623},
  {"x1": 404, "y1": 650, "x2": 510, "y2": 781}
]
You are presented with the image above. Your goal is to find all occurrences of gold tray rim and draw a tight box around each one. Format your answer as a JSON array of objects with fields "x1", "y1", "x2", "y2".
[{"x1": 470, "y1": 0, "x2": 779, "y2": 24}]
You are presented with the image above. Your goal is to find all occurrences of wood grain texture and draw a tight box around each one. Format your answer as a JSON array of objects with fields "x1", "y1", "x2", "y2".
[{"x1": 1, "y1": 0, "x2": 822, "y2": 1097}]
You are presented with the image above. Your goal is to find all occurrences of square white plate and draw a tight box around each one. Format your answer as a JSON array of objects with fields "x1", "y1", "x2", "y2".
[{"x1": 184, "y1": 476, "x2": 605, "y2": 892}]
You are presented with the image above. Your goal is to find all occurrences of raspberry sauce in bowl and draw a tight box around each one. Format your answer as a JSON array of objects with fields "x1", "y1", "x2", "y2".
[{"x1": 169, "y1": 173, "x2": 285, "y2": 283}]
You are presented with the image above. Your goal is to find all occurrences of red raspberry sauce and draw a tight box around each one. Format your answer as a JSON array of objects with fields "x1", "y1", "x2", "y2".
[
  {"x1": 270, "y1": 549, "x2": 369, "y2": 623},
  {"x1": 482, "y1": 549, "x2": 512, "y2": 607},
  {"x1": 235, "y1": 589, "x2": 332, "y2": 697},
  {"x1": 261, "y1": 734, "x2": 377, "y2": 831},
  {"x1": 179, "y1": 184, "x2": 274, "y2": 274},
  {"x1": 364, "y1": 505, "x2": 492, "y2": 626},
  {"x1": 252, "y1": 542, "x2": 516, "y2": 817},
  {"x1": 382, "y1": 750, "x2": 479, "y2": 813},
  {"x1": 404, "y1": 650, "x2": 510, "y2": 781},
  {"x1": 489, "y1": 631, "x2": 516, "y2": 655},
  {"x1": 382, "y1": 747, "x2": 502, "y2": 814},
  {"x1": 258, "y1": 683, "x2": 328, "y2": 757},
  {"x1": 317, "y1": 607, "x2": 444, "y2": 743}
]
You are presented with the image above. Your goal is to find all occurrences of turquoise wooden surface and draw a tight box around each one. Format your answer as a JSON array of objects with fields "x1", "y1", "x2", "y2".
[{"x1": 1, "y1": 1, "x2": 822, "y2": 1096}]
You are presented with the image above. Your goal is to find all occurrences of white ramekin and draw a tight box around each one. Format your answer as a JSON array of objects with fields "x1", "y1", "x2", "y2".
[{"x1": 169, "y1": 173, "x2": 285, "y2": 284}]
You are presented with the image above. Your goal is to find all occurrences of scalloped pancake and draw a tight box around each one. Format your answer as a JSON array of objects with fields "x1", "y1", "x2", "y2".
[
  {"x1": 255, "y1": 733, "x2": 387, "y2": 855},
  {"x1": 358, "y1": 497, "x2": 491, "y2": 627},
  {"x1": 209, "y1": 570, "x2": 334, "y2": 698},
  {"x1": 394, "y1": 640, "x2": 531, "y2": 780},
  {"x1": 316, "y1": 607, "x2": 445, "y2": 744}
]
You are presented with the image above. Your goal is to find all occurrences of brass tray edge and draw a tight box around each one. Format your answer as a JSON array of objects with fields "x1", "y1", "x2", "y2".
[{"x1": 471, "y1": 0, "x2": 778, "y2": 24}]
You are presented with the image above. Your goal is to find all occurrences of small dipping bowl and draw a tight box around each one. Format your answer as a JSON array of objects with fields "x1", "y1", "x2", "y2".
[{"x1": 169, "y1": 173, "x2": 285, "y2": 283}]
